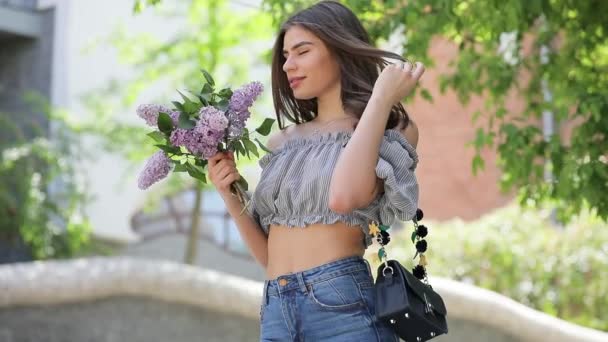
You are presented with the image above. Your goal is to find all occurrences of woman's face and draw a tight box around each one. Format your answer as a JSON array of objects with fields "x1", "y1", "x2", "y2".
[{"x1": 282, "y1": 25, "x2": 341, "y2": 100}]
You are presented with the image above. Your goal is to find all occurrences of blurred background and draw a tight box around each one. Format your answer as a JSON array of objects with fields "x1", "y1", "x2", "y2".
[{"x1": 0, "y1": 0, "x2": 606, "y2": 341}]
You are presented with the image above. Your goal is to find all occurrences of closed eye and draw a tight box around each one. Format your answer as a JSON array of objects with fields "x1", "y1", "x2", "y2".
[{"x1": 299, "y1": 51, "x2": 309, "y2": 55}]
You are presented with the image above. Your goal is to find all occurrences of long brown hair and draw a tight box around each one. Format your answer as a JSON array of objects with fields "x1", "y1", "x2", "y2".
[{"x1": 270, "y1": 0, "x2": 410, "y2": 130}]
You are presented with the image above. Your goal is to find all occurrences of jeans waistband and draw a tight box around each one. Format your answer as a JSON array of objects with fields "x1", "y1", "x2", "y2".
[{"x1": 262, "y1": 255, "x2": 372, "y2": 301}]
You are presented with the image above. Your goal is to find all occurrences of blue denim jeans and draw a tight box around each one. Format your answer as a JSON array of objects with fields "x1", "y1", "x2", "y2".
[{"x1": 259, "y1": 255, "x2": 399, "y2": 341}]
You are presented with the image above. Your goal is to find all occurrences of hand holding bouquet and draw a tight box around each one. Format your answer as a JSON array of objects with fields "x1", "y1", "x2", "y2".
[{"x1": 136, "y1": 69, "x2": 274, "y2": 214}]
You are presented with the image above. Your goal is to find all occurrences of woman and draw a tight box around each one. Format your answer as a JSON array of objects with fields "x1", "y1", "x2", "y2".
[{"x1": 209, "y1": 1, "x2": 423, "y2": 340}]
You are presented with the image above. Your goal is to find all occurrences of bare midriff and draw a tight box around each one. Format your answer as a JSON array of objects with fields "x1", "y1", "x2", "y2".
[{"x1": 264, "y1": 221, "x2": 366, "y2": 280}]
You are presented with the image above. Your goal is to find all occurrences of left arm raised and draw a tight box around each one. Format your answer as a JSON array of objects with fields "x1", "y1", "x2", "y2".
[
  {"x1": 329, "y1": 61, "x2": 424, "y2": 213},
  {"x1": 328, "y1": 95, "x2": 417, "y2": 213}
]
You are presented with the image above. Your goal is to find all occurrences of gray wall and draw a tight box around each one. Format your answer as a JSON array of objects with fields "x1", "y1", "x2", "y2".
[
  {"x1": 0, "y1": 296, "x2": 261, "y2": 342},
  {"x1": 0, "y1": 296, "x2": 520, "y2": 342},
  {"x1": 0, "y1": 1, "x2": 54, "y2": 145},
  {"x1": 123, "y1": 234, "x2": 267, "y2": 282},
  {"x1": 0, "y1": 0, "x2": 37, "y2": 11}
]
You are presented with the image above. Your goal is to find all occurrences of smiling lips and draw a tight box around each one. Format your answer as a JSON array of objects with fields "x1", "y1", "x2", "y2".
[{"x1": 289, "y1": 76, "x2": 306, "y2": 88}]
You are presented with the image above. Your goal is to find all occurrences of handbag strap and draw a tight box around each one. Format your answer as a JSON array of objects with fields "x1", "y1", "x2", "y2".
[{"x1": 369, "y1": 208, "x2": 431, "y2": 286}]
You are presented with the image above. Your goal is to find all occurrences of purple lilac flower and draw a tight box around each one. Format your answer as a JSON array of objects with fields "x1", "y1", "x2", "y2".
[
  {"x1": 137, "y1": 151, "x2": 172, "y2": 190},
  {"x1": 228, "y1": 81, "x2": 264, "y2": 115},
  {"x1": 227, "y1": 81, "x2": 263, "y2": 137},
  {"x1": 197, "y1": 106, "x2": 229, "y2": 132},
  {"x1": 169, "y1": 106, "x2": 228, "y2": 159},
  {"x1": 136, "y1": 104, "x2": 173, "y2": 126}
]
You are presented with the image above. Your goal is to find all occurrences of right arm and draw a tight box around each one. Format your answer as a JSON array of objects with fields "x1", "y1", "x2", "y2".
[
  {"x1": 219, "y1": 187, "x2": 269, "y2": 268},
  {"x1": 209, "y1": 150, "x2": 268, "y2": 268},
  {"x1": 209, "y1": 131, "x2": 286, "y2": 269}
]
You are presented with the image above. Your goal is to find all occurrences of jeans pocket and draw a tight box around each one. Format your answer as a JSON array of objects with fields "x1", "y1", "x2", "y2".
[{"x1": 307, "y1": 274, "x2": 366, "y2": 311}]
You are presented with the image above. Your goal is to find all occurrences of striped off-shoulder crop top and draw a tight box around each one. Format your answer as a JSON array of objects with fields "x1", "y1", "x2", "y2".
[{"x1": 245, "y1": 128, "x2": 419, "y2": 249}]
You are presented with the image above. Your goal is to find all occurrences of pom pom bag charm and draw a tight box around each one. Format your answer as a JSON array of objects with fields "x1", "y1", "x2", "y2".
[{"x1": 371, "y1": 209, "x2": 448, "y2": 341}]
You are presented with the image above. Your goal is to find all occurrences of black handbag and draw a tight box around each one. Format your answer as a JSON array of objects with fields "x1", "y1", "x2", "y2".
[{"x1": 369, "y1": 209, "x2": 448, "y2": 341}]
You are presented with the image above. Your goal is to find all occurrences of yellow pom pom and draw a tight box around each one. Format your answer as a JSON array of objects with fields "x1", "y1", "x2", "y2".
[
  {"x1": 419, "y1": 254, "x2": 428, "y2": 266},
  {"x1": 368, "y1": 221, "x2": 381, "y2": 237}
]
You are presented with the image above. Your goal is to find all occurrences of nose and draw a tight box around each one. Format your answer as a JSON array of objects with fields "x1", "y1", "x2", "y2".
[{"x1": 282, "y1": 56, "x2": 296, "y2": 73}]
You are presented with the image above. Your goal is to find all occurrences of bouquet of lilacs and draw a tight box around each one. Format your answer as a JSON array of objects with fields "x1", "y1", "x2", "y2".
[{"x1": 136, "y1": 69, "x2": 274, "y2": 212}]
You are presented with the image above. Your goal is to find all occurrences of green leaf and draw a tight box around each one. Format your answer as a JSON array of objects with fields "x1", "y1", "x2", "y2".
[
  {"x1": 234, "y1": 140, "x2": 246, "y2": 157},
  {"x1": 254, "y1": 137, "x2": 272, "y2": 153},
  {"x1": 218, "y1": 87, "x2": 233, "y2": 99},
  {"x1": 178, "y1": 90, "x2": 200, "y2": 114},
  {"x1": 187, "y1": 165, "x2": 207, "y2": 183},
  {"x1": 172, "y1": 101, "x2": 184, "y2": 112},
  {"x1": 146, "y1": 131, "x2": 165, "y2": 143},
  {"x1": 411, "y1": 230, "x2": 417, "y2": 244},
  {"x1": 133, "y1": 1, "x2": 144, "y2": 14},
  {"x1": 201, "y1": 83, "x2": 214, "y2": 95},
  {"x1": 177, "y1": 90, "x2": 191, "y2": 103},
  {"x1": 174, "y1": 163, "x2": 188, "y2": 172},
  {"x1": 242, "y1": 138, "x2": 259, "y2": 158},
  {"x1": 472, "y1": 154, "x2": 485, "y2": 175},
  {"x1": 255, "y1": 118, "x2": 275, "y2": 136},
  {"x1": 217, "y1": 99, "x2": 229, "y2": 111},
  {"x1": 201, "y1": 69, "x2": 215, "y2": 87},
  {"x1": 154, "y1": 144, "x2": 180, "y2": 154},
  {"x1": 195, "y1": 158, "x2": 208, "y2": 167},
  {"x1": 379, "y1": 224, "x2": 390, "y2": 231},
  {"x1": 198, "y1": 94, "x2": 211, "y2": 105},
  {"x1": 157, "y1": 112, "x2": 174, "y2": 134},
  {"x1": 420, "y1": 88, "x2": 434, "y2": 102},
  {"x1": 236, "y1": 176, "x2": 249, "y2": 192},
  {"x1": 178, "y1": 112, "x2": 196, "y2": 129}
]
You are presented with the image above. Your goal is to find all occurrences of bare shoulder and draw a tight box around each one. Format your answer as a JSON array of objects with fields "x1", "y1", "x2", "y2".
[
  {"x1": 399, "y1": 118, "x2": 419, "y2": 148},
  {"x1": 266, "y1": 124, "x2": 297, "y2": 152}
]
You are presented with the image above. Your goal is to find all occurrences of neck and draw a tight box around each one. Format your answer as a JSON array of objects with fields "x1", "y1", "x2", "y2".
[{"x1": 315, "y1": 82, "x2": 352, "y2": 123}]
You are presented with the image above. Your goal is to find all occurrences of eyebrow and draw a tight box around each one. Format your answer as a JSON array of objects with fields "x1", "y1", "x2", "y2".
[{"x1": 282, "y1": 41, "x2": 313, "y2": 55}]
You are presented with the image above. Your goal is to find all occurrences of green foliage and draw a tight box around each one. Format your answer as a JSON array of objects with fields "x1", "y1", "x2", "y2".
[
  {"x1": 94, "y1": 1, "x2": 275, "y2": 264},
  {"x1": 132, "y1": 0, "x2": 162, "y2": 14},
  {"x1": 85, "y1": 0, "x2": 273, "y2": 197},
  {"x1": 0, "y1": 94, "x2": 94, "y2": 260},
  {"x1": 369, "y1": 204, "x2": 608, "y2": 331},
  {"x1": 262, "y1": 0, "x2": 608, "y2": 221}
]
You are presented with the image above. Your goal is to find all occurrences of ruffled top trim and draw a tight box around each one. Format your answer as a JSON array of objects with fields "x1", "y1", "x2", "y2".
[{"x1": 259, "y1": 129, "x2": 418, "y2": 169}]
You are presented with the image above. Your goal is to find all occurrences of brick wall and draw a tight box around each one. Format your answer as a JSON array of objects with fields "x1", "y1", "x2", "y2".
[{"x1": 410, "y1": 37, "x2": 523, "y2": 221}]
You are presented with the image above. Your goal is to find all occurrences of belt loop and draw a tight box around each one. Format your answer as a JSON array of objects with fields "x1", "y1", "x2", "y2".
[
  {"x1": 296, "y1": 273, "x2": 308, "y2": 294},
  {"x1": 262, "y1": 280, "x2": 269, "y2": 305},
  {"x1": 364, "y1": 258, "x2": 372, "y2": 277}
]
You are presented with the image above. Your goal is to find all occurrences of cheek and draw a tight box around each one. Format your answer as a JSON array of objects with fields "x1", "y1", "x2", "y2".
[{"x1": 304, "y1": 55, "x2": 339, "y2": 85}]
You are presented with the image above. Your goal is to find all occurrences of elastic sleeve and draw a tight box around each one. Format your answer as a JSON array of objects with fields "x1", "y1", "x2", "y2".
[
  {"x1": 375, "y1": 129, "x2": 420, "y2": 224},
  {"x1": 244, "y1": 190, "x2": 264, "y2": 232}
]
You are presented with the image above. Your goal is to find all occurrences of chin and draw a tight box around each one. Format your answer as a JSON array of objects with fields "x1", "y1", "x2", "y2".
[{"x1": 293, "y1": 89, "x2": 317, "y2": 100}]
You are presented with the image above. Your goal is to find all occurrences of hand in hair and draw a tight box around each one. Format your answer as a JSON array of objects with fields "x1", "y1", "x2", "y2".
[{"x1": 372, "y1": 61, "x2": 425, "y2": 107}]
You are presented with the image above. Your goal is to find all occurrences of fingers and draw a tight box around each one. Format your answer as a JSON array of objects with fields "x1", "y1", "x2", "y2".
[
  {"x1": 215, "y1": 162, "x2": 240, "y2": 190},
  {"x1": 219, "y1": 171, "x2": 240, "y2": 189},
  {"x1": 216, "y1": 161, "x2": 236, "y2": 180},
  {"x1": 395, "y1": 61, "x2": 424, "y2": 78},
  {"x1": 208, "y1": 151, "x2": 232, "y2": 167},
  {"x1": 208, "y1": 153, "x2": 221, "y2": 167},
  {"x1": 401, "y1": 61, "x2": 414, "y2": 74},
  {"x1": 208, "y1": 153, "x2": 238, "y2": 190},
  {"x1": 411, "y1": 62, "x2": 425, "y2": 80}
]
